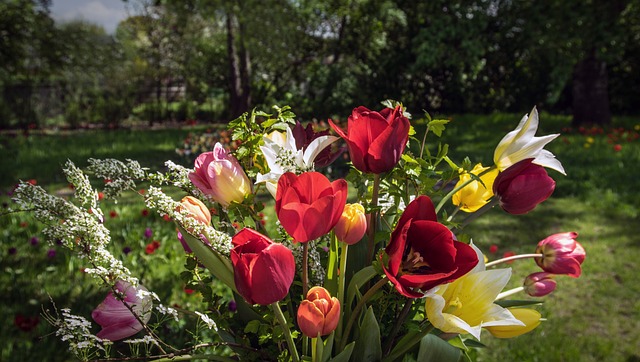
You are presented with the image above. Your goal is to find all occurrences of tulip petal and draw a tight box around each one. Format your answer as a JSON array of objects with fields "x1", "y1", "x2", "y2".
[
  {"x1": 297, "y1": 300, "x2": 325, "y2": 338},
  {"x1": 95, "y1": 319, "x2": 144, "y2": 341},
  {"x1": 322, "y1": 298, "x2": 340, "y2": 335},
  {"x1": 250, "y1": 243, "x2": 295, "y2": 305}
]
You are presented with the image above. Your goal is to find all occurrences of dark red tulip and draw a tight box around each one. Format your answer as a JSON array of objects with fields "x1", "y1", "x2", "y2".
[
  {"x1": 292, "y1": 121, "x2": 345, "y2": 168},
  {"x1": 493, "y1": 159, "x2": 555, "y2": 215},
  {"x1": 382, "y1": 196, "x2": 478, "y2": 298},
  {"x1": 231, "y1": 228, "x2": 296, "y2": 305},
  {"x1": 276, "y1": 172, "x2": 347, "y2": 243},
  {"x1": 329, "y1": 105, "x2": 410, "y2": 174}
]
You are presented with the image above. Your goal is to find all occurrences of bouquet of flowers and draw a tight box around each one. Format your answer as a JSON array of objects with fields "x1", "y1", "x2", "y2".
[{"x1": 12, "y1": 102, "x2": 586, "y2": 361}]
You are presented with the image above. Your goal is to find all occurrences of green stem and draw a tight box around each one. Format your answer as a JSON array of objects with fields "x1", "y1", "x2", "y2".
[
  {"x1": 271, "y1": 302, "x2": 300, "y2": 362},
  {"x1": 311, "y1": 336, "x2": 318, "y2": 362},
  {"x1": 435, "y1": 165, "x2": 497, "y2": 214},
  {"x1": 302, "y1": 242, "x2": 309, "y2": 296},
  {"x1": 338, "y1": 276, "x2": 388, "y2": 352},
  {"x1": 485, "y1": 253, "x2": 544, "y2": 268},
  {"x1": 382, "y1": 299, "x2": 414, "y2": 356},
  {"x1": 454, "y1": 198, "x2": 499, "y2": 231},
  {"x1": 367, "y1": 174, "x2": 381, "y2": 264},
  {"x1": 496, "y1": 286, "x2": 525, "y2": 300},
  {"x1": 335, "y1": 242, "x2": 349, "y2": 345}
]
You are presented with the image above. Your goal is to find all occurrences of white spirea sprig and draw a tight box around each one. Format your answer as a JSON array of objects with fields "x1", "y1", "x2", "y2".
[
  {"x1": 13, "y1": 182, "x2": 137, "y2": 286},
  {"x1": 63, "y1": 160, "x2": 103, "y2": 220},
  {"x1": 156, "y1": 304, "x2": 179, "y2": 322},
  {"x1": 87, "y1": 158, "x2": 147, "y2": 199},
  {"x1": 45, "y1": 308, "x2": 109, "y2": 356},
  {"x1": 144, "y1": 186, "x2": 232, "y2": 255}
]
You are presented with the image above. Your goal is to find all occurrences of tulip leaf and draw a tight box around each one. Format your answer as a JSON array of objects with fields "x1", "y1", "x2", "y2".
[
  {"x1": 328, "y1": 342, "x2": 355, "y2": 362},
  {"x1": 345, "y1": 266, "x2": 377, "y2": 322},
  {"x1": 321, "y1": 332, "x2": 335, "y2": 362},
  {"x1": 352, "y1": 306, "x2": 382, "y2": 361},
  {"x1": 177, "y1": 225, "x2": 236, "y2": 293},
  {"x1": 416, "y1": 334, "x2": 462, "y2": 362}
]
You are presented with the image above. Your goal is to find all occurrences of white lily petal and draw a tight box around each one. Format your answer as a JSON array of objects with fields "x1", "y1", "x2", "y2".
[
  {"x1": 469, "y1": 241, "x2": 486, "y2": 273},
  {"x1": 480, "y1": 305, "x2": 524, "y2": 328},
  {"x1": 533, "y1": 149, "x2": 566, "y2": 175},
  {"x1": 498, "y1": 133, "x2": 559, "y2": 170},
  {"x1": 303, "y1": 135, "x2": 338, "y2": 166}
]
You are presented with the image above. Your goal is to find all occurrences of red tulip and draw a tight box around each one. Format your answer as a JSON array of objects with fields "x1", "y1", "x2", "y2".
[
  {"x1": 92, "y1": 281, "x2": 153, "y2": 341},
  {"x1": 276, "y1": 172, "x2": 347, "y2": 243},
  {"x1": 382, "y1": 196, "x2": 478, "y2": 298},
  {"x1": 297, "y1": 286, "x2": 340, "y2": 337},
  {"x1": 493, "y1": 159, "x2": 555, "y2": 215},
  {"x1": 231, "y1": 228, "x2": 296, "y2": 305},
  {"x1": 535, "y1": 232, "x2": 585, "y2": 278},
  {"x1": 329, "y1": 105, "x2": 410, "y2": 174}
]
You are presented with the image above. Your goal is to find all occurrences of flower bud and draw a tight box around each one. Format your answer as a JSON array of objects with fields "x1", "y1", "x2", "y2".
[
  {"x1": 178, "y1": 196, "x2": 211, "y2": 226},
  {"x1": 297, "y1": 286, "x2": 340, "y2": 337},
  {"x1": 493, "y1": 159, "x2": 555, "y2": 214},
  {"x1": 535, "y1": 232, "x2": 585, "y2": 277},
  {"x1": 188, "y1": 143, "x2": 251, "y2": 207},
  {"x1": 334, "y1": 203, "x2": 367, "y2": 245},
  {"x1": 485, "y1": 308, "x2": 542, "y2": 339},
  {"x1": 523, "y1": 272, "x2": 556, "y2": 297},
  {"x1": 92, "y1": 281, "x2": 153, "y2": 341}
]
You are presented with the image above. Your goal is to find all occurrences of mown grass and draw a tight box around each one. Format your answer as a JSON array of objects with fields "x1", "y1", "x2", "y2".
[{"x1": 1, "y1": 112, "x2": 639, "y2": 361}]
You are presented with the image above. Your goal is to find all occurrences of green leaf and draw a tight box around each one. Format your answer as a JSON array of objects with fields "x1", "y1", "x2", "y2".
[
  {"x1": 345, "y1": 266, "x2": 377, "y2": 320},
  {"x1": 328, "y1": 342, "x2": 355, "y2": 362},
  {"x1": 427, "y1": 119, "x2": 450, "y2": 137},
  {"x1": 321, "y1": 332, "x2": 335, "y2": 362},
  {"x1": 177, "y1": 225, "x2": 236, "y2": 293},
  {"x1": 352, "y1": 307, "x2": 382, "y2": 362},
  {"x1": 494, "y1": 299, "x2": 544, "y2": 308},
  {"x1": 416, "y1": 334, "x2": 461, "y2": 362}
]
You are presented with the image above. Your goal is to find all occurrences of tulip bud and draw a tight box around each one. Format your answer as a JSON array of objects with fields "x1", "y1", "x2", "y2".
[
  {"x1": 452, "y1": 163, "x2": 499, "y2": 212},
  {"x1": 297, "y1": 286, "x2": 340, "y2": 338},
  {"x1": 188, "y1": 143, "x2": 251, "y2": 207},
  {"x1": 523, "y1": 272, "x2": 556, "y2": 297},
  {"x1": 334, "y1": 203, "x2": 367, "y2": 245},
  {"x1": 485, "y1": 308, "x2": 542, "y2": 338},
  {"x1": 92, "y1": 280, "x2": 153, "y2": 341},
  {"x1": 178, "y1": 196, "x2": 211, "y2": 226},
  {"x1": 535, "y1": 232, "x2": 585, "y2": 278},
  {"x1": 493, "y1": 159, "x2": 555, "y2": 215}
]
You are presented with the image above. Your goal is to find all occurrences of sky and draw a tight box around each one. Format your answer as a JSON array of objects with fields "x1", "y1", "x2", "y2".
[{"x1": 50, "y1": 0, "x2": 131, "y2": 34}]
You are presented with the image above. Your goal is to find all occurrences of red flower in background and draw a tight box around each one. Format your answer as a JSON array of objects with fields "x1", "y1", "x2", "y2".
[
  {"x1": 14, "y1": 314, "x2": 39, "y2": 332},
  {"x1": 329, "y1": 105, "x2": 410, "y2": 174},
  {"x1": 382, "y1": 196, "x2": 478, "y2": 298},
  {"x1": 231, "y1": 228, "x2": 295, "y2": 305},
  {"x1": 493, "y1": 159, "x2": 555, "y2": 215},
  {"x1": 276, "y1": 172, "x2": 347, "y2": 243}
]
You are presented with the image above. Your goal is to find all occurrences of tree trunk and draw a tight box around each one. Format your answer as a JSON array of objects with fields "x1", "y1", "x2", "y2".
[
  {"x1": 571, "y1": 50, "x2": 611, "y2": 127},
  {"x1": 227, "y1": 13, "x2": 251, "y2": 119}
]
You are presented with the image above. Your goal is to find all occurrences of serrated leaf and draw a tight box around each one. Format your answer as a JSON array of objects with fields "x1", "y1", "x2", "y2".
[
  {"x1": 427, "y1": 119, "x2": 450, "y2": 137},
  {"x1": 244, "y1": 320, "x2": 261, "y2": 334}
]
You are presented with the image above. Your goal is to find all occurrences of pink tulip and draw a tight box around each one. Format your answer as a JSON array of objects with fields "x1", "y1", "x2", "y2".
[
  {"x1": 493, "y1": 159, "x2": 555, "y2": 214},
  {"x1": 92, "y1": 280, "x2": 152, "y2": 341},
  {"x1": 276, "y1": 172, "x2": 347, "y2": 243},
  {"x1": 535, "y1": 232, "x2": 585, "y2": 277},
  {"x1": 231, "y1": 228, "x2": 296, "y2": 305},
  {"x1": 523, "y1": 272, "x2": 557, "y2": 297},
  {"x1": 188, "y1": 143, "x2": 251, "y2": 207}
]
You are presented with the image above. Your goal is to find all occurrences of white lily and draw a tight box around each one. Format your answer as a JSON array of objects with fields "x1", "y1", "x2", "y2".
[
  {"x1": 256, "y1": 127, "x2": 338, "y2": 197},
  {"x1": 493, "y1": 107, "x2": 565, "y2": 175},
  {"x1": 424, "y1": 243, "x2": 524, "y2": 340}
]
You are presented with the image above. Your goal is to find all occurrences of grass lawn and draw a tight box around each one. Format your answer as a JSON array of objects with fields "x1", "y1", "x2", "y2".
[{"x1": 1, "y1": 112, "x2": 639, "y2": 361}]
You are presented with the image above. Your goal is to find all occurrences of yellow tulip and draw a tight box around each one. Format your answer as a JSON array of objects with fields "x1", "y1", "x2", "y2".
[
  {"x1": 485, "y1": 308, "x2": 542, "y2": 338},
  {"x1": 452, "y1": 164, "x2": 499, "y2": 212}
]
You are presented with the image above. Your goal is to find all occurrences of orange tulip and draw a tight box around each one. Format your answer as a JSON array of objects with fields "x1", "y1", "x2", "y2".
[
  {"x1": 177, "y1": 196, "x2": 211, "y2": 229},
  {"x1": 297, "y1": 286, "x2": 340, "y2": 337}
]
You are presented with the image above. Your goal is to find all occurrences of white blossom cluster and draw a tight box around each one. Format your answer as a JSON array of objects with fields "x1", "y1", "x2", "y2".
[
  {"x1": 156, "y1": 304, "x2": 179, "y2": 322},
  {"x1": 195, "y1": 311, "x2": 218, "y2": 330},
  {"x1": 49, "y1": 308, "x2": 110, "y2": 355},
  {"x1": 123, "y1": 335, "x2": 160, "y2": 347},
  {"x1": 63, "y1": 160, "x2": 102, "y2": 219},
  {"x1": 161, "y1": 161, "x2": 206, "y2": 196},
  {"x1": 87, "y1": 158, "x2": 146, "y2": 199},
  {"x1": 13, "y1": 182, "x2": 137, "y2": 286},
  {"x1": 285, "y1": 234, "x2": 326, "y2": 286},
  {"x1": 144, "y1": 186, "x2": 232, "y2": 255}
]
